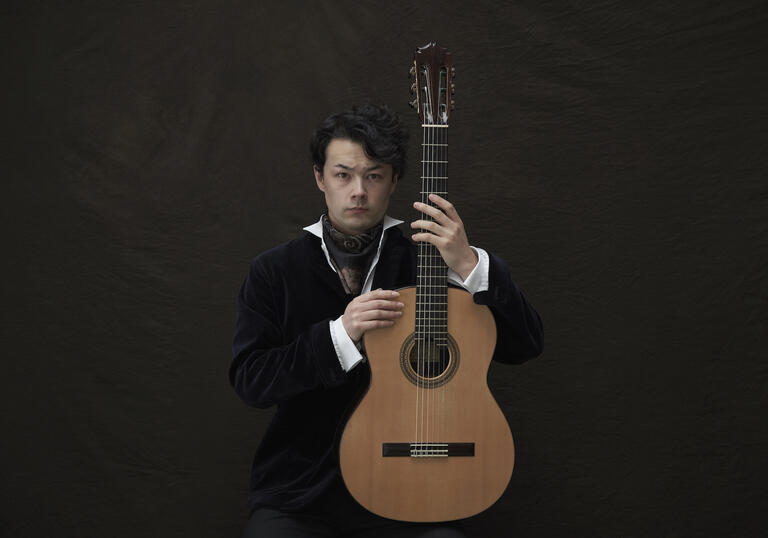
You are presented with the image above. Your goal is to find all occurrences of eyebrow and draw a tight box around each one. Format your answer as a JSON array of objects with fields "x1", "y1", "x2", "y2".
[{"x1": 332, "y1": 163, "x2": 384, "y2": 172}]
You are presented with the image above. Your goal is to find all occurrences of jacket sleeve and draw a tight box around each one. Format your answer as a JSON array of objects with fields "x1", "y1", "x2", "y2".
[
  {"x1": 472, "y1": 251, "x2": 543, "y2": 364},
  {"x1": 229, "y1": 257, "x2": 348, "y2": 408}
]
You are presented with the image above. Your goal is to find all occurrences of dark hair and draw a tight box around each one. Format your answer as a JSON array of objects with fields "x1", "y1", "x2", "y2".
[{"x1": 310, "y1": 104, "x2": 409, "y2": 180}]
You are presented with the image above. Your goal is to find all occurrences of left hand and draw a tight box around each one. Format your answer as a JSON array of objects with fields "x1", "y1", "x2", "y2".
[{"x1": 410, "y1": 194, "x2": 478, "y2": 280}]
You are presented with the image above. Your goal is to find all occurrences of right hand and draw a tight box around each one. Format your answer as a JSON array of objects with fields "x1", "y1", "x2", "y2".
[{"x1": 342, "y1": 289, "x2": 404, "y2": 343}]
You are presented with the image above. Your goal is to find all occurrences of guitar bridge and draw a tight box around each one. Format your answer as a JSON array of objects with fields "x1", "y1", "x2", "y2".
[{"x1": 382, "y1": 443, "x2": 475, "y2": 458}]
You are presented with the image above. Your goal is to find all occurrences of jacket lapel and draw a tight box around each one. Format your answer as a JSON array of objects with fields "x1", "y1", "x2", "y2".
[
  {"x1": 371, "y1": 227, "x2": 412, "y2": 290},
  {"x1": 306, "y1": 233, "x2": 348, "y2": 299}
]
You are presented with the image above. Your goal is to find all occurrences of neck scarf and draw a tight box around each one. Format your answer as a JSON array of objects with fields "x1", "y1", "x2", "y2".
[{"x1": 321, "y1": 214, "x2": 383, "y2": 296}]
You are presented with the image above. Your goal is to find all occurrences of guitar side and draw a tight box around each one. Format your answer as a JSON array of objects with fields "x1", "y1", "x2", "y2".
[{"x1": 339, "y1": 287, "x2": 515, "y2": 522}]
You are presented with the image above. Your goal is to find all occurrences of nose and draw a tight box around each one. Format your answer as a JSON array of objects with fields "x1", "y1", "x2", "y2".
[{"x1": 350, "y1": 176, "x2": 366, "y2": 199}]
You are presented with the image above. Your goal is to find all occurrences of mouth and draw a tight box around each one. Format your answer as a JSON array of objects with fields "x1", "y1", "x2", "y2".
[{"x1": 347, "y1": 207, "x2": 369, "y2": 213}]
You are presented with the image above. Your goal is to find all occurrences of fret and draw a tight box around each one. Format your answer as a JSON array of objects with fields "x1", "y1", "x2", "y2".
[
  {"x1": 420, "y1": 191, "x2": 447, "y2": 194},
  {"x1": 422, "y1": 124, "x2": 450, "y2": 128},
  {"x1": 420, "y1": 176, "x2": 448, "y2": 179},
  {"x1": 421, "y1": 160, "x2": 448, "y2": 164},
  {"x1": 422, "y1": 143, "x2": 448, "y2": 147}
]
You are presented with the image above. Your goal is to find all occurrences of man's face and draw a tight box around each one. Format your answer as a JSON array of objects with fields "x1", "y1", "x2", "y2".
[{"x1": 314, "y1": 138, "x2": 397, "y2": 235}]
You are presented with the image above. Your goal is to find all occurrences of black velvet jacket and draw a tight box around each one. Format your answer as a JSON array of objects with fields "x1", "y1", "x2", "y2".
[{"x1": 230, "y1": 225, "x2": 543, "y2": 513}]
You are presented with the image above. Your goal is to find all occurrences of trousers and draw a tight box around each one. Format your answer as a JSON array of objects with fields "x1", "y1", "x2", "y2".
[{"x1": 241, "y1": 480, "x2": 468, "y2": 538}]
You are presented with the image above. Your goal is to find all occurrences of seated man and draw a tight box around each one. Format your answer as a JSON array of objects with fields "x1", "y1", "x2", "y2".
[{"x1": 231, "y1": 104, "x2": 543, "y2": 537}]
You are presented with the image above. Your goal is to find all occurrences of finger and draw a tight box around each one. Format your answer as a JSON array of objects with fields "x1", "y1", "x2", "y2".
[
  {"x1": 410, "y1": 219, "x2": 444, "y2": 235},
  {"x1": 356, "y1": 299, "x2": 404, "y2": 311},
  {"x1": 358, "y1": 319, "x2": 397, "y2": 332},
  {"x1": 413, "y1": 201, "x2": 450, "y2": 225},
  {"x1": 358, "y1": 289, "x2": 400, "y2": 302},
  {"x1": 427, "y1": 194, "x2": 461, "y2": 222},
  {"x1": 355, "y1": 308, "x2": 404, "y2": 322},
  {"x1": 411, "y1": 232, "x2": 446, "y2": 247}
]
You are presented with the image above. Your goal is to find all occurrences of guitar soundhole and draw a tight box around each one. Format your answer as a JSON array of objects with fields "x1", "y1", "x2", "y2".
[{"x1": 399, "y1": 333, "x2": 459, "y2": 388}]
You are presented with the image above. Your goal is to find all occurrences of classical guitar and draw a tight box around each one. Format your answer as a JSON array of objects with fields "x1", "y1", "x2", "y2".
[{"x1": 339, "y1": 43, "x2": 515, "y2": 522}]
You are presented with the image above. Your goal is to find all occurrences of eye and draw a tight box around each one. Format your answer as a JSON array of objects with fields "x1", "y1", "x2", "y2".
[
  {"x1": 337, "y1": 172, "x2": 349, "y2": 179},
  {"x1": 367, "y1": 173, "x2": 383, "y2": 181}
]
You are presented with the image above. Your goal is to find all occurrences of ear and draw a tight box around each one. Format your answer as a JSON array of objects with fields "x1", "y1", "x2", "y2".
[
  {"x1": 389, "y1": 173, "x2": 399, "y2": 194},
  {"x1": 314, "y1": 165, "x2": 325, "y2": 193}
]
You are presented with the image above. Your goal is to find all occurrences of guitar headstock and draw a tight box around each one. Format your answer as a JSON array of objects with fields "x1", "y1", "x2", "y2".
[{"x1": 409, "y1": 42, "x2": 455, "y2": 125}]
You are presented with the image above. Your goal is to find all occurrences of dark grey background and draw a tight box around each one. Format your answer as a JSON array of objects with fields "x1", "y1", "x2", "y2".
[{"x1": 3, "y1": 1, "x2": 766, "y2": 536}]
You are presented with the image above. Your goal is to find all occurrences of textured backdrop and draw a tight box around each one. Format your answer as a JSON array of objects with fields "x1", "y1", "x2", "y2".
[{"x1": 3, "y1": 1, "x2": 767, "y2": 536}]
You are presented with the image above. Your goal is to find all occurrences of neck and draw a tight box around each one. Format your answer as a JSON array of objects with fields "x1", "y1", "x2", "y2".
[{"x1": 415, "y1": 123, "x2": 448, "y2": 345}]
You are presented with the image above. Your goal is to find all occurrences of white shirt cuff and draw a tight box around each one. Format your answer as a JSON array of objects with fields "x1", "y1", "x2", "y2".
[
  {"x1": 329, "y1": 316, "x2": 365, "y2": 372},
  {"x1": 447, "y1": 246, "x2": 489, "y2": 294}
]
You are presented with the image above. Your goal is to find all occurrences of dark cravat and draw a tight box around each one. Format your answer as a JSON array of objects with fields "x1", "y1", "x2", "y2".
[{"x1": 321, "y1": 214, "x2": 383, "y2": 296}]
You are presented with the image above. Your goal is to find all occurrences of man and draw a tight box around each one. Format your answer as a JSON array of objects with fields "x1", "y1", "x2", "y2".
[{"x1": 231, "y1": 104, "x2": 543, "y2": 537}]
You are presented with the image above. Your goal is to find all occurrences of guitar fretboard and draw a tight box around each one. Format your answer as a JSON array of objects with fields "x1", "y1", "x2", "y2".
[{"x1": 415, "y1": 124, "x2": 448, "y2": 344}]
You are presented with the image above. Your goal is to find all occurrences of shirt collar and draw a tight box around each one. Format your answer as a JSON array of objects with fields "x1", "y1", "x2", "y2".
[
  {"x1": 304, "y1": 216, "x2": 403, "y2": 293},
  {"x1": 303, "y1": 215, "x2": 403, "y2": 238}
]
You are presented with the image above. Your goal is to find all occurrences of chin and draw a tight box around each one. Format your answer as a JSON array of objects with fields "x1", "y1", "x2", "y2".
[{"x1": 344, "y1": 217, "x2": 378, "y2": 234}]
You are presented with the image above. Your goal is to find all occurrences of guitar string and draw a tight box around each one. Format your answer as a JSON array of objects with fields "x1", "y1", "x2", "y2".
[
  {"x1": 424, "y1": 94, "x2": 435, "y2": 454},
  {"x1": 432, "y1": 121, "x2": 440, "y2": 452},
  {"x1": 413, "y1": 103, "x2": 427, "y2": 449},
  {"x1": 435, "y1": 120, "x2": 444, "y2": 454},
  {"x1": 428, "y1": 120, "x2": 435, "y2": 452},
  {"x1": 416, "y1": 90, "x2": 427, "y2": 454},
  {"x1": 426, "y1": 118, "x2": 432, "y2": 453},
  {"x1": 423, "y1": 108, "x2": 430, "y2": 454},
  {"x1": 439, "y1": 120, "x2": 444, "y2": 453}
]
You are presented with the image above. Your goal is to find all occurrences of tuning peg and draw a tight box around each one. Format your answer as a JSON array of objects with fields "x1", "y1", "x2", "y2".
[
  {"x1": 451, "y1": 98, "x2": 455, "y2": 111},
  {"x1": 451, "y1": 83, "x2": 455, "y2": 94},
  {"x1": 409, "y1": 98, "x2": 418, "y2": 109},
  {"x1": 410, "y1": 81, "x2": 417, "y2": 94},
  {"x1": 451, "y1": 66, "x2": 456, "y2": 78},
  {"x1": 409, "y1": 65, "x2": 416, "y2": 78}
]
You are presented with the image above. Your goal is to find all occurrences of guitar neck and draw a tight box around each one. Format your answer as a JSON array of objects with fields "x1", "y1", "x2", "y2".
[
  {"x1": 416, "y1": 123, "x2": 449, "y2": 344},
  {"x1": 411, "y1": 42, "x2": 455, "y2": 346}
]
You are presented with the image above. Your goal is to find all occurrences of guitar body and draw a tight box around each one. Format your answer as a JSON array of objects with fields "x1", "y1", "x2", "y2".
[{"x1": 339, "y1": 287, "x2": 515, "y2": 522}]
